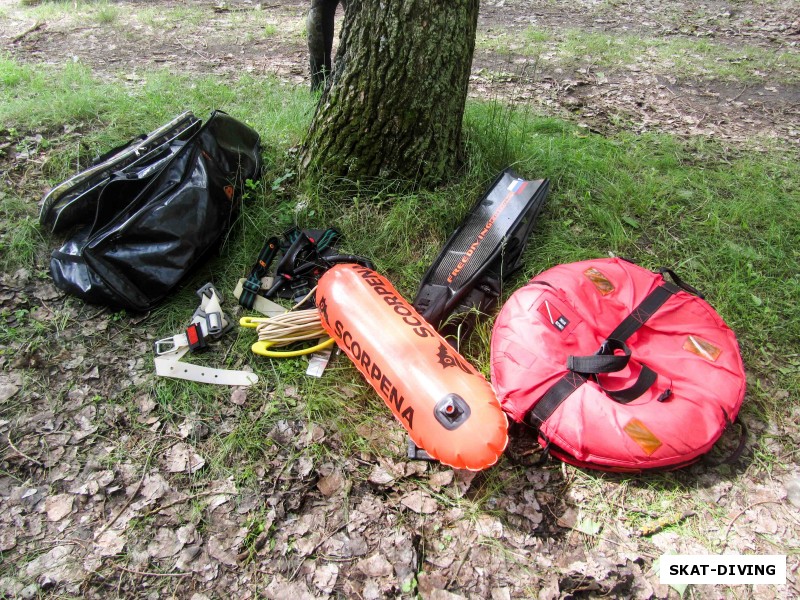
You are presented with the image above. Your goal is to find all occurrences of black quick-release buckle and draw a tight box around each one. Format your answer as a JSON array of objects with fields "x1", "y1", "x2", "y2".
[{"x1": 185, "y1": 322, "x2": 207, "y2": 352}]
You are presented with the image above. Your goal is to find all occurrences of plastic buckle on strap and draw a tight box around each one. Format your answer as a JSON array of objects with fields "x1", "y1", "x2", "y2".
[
  {"x1": 195, "y1": 282, "x2": 218, "y2": 299},
  {"x1": 205, "y1": 311, "x2": 223, "y2": 337},
  {"x1": 407, "y1": 438, "x2": 435, "y2": 462},
  {"x1": 154, "y1": 334, "x2": 188, "y2": 355},
  {"x1": 185, "y1": 322, "x2": 207, "y2": 352}
]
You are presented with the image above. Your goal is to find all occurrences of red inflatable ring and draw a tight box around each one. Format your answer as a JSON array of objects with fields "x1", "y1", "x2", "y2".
[{"x1": 491, "y1": 258, "x2": 746, "y2": 471}]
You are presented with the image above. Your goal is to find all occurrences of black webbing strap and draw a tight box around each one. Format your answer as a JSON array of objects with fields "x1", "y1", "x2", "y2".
[
  {"x1": 528, "y1": 371, "x2": 588, "y2": 426},
  {"x1": 604, "y1": 364, "x2": 658, "y2": 404},
  {"x1": 566, "y1": 339, "x2": 632, "y2": 374},
  {"x1": 527, "y1": 280, "x2": 682, "y2": 427},
  {"x1": 239, "y1": 236, "x2": 280, "y2": 309},
  {"x1": 702, "y1": 415, "x2": 748, "y2": 467},
  {"x1": 606, "y1": 281, "x2": 681, "y2": 342}
]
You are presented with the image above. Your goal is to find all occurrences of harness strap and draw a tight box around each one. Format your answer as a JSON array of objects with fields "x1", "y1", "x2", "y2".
[
  {"x1": 239, "y1": 236, "x2": 280, "y2": 309},
  {"x1": 606, "y1": 281, "x2": 681, "y2": 342},
  {"x1": 528, "y1": 371, "x2": 588, "y2": 426},
  {"x1": 701, "y1": 415, "x2": 748, "y2": 466},
  {"x1": 154, "y1": 347, "x2": 258, "y2": 386},
  {"x1": 603, "y1": 364, "x2": 658, "y2": 404},
  {"x1": 567, "y1": 338, "x2": 632, "y2": 374},
  {"x1": 155, "y1": 284, "x2": 259, "y2": 387},
  {"x1": 527, "y1": 279, "x2": 682, "y2": 426}
]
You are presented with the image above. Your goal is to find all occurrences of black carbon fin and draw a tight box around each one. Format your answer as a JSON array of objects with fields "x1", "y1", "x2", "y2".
[{"x1": 413, "y1": 170, "x2": 550, "y2": 339}]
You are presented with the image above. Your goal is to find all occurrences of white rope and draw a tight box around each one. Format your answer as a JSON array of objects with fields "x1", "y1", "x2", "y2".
[{"x1": 255, "y1": 287, "x2": 327, "y2": 348}]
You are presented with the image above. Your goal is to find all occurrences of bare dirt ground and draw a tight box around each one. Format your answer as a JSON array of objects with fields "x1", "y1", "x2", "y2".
[
  {"x1": 0, "y1": 1, "x2": 799, "y2": 599},
  {"x1": 3, "y1": 0, "x2": 799, "y2": 144}
]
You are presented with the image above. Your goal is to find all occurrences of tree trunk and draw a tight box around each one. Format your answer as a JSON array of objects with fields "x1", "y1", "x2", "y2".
[{"x1": 299, "y1": 0, "x2": 479, "y2": 188}]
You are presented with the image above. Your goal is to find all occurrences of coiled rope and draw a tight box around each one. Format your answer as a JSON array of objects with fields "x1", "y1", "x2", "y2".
[{"x1": 254, "y1": 287, "x2": 327, "y2": 348}]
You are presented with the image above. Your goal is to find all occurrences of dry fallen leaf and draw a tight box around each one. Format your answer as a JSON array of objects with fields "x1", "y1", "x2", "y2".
[
  {"x1": 400, "y1": 490, "x2": 438, "y2": 514},
  {"x1": 313, "y1": 563, "x2": 339, "y2": 594},
  {"x1": 147, "y1": 528, "x2": 185, "y2": 559},
  {"x1": 368, "y1": 464, "x2": 396, "y2": 486},
  {"x1": 317, "y1": 469, "x2": 345, "y2": 497},
  {"x1": 24, "y1": 545, "x2": 83, "y2": 584},
  {"x1": 428, "y1": 589, "x2": 468, "y2": 600},
  {"x1": 135, "y1": 394, "x2": 156, "y2": 415},
  {"x1": 265, "y1": 574, "x2": 317, "y2": 599},
  {"x1": 45, "y1": 493, "x2": 74, "y2": 521},
  {"x1": 95, "y1": 529, "x2": 126, "y2": 556},
  {"x1": 356, "y1": 552, "x2": 394, "y2": 577},
  {"x1": 557, "y1": 507, "x2": 578, "y2": 529},
  {"x1": 0, "y1": 382, "x2": 20, "y2": 403},
  {"x1": 230, "y1": 387, "x2": 247, "y2": 406},
  {"x1": 295, "y1": 456, "x2": 314, "y2": 478},
  {"x1": 305, "y1": 423, "x2": 326, "y2": 444},
  {"x1": 68, "y1": 470, "x2": 114, "y2": 496},
  {"x1": 132, "y1": 472, "x2": 170, "y2": 507},
  {"x1": 0, "y1": 530, "x2": 17, "y2": 552},
  {"x1": 207, "y1": 535, "x2": 238, "y2": 567},
  {"x1": 164, "y1": 442, "x2": 206, "y2": 473},
  {"x1": 428, "y1": 469, "x2": 454, "y2": 491}
]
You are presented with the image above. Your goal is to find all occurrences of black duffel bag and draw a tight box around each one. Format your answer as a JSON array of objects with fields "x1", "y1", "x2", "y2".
[{"x1": 40, "y1": 111, "x2": 262, "y2": 312}]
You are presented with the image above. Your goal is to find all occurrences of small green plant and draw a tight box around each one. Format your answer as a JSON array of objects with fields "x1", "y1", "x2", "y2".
[
  {"x1": 271, "y1": 170, "x2": 295, "y2": 192},
  {"x1": 94, "y1": 2, "x2": 119, "y2": 25}
]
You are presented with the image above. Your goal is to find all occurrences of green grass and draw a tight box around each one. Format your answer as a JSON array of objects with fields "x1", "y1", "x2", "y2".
[
  {"x1": 93, "y1": 1, "x2": 119, "y2": 25},
  {"x1": 0, "y1": 58, "x2": 798, "y2": 552},
  {"x1": 478, "y1": 28, "x2": 800, "y2": 83}
]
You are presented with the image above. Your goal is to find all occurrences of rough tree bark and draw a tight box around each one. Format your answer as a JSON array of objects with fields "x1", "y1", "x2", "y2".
[{"x1": 299, "y1": 0, "x2": 480, "y2": 188}]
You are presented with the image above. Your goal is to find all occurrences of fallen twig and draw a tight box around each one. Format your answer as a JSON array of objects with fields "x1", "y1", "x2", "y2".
[
  {"x1": 595, "y1": 534, "x2": 658, "y2": 559},
  {"x1": 114, "y1": 564, "x2": 189, "y2": 578},
  {"x1": 141, "y1": 489, "x2": 233, "y2": 519},
  {"x1": 6, "y1": 434, "x2": 43, "y2": 467},
  {"x1": 731, "y1": 86, "x2": 749, "y2": 102},
  {"x1": 173, "y1": 37, "x2": 211, "y2": 61},
  {"x1": 446, "y1": 532, "x2": 479, "y2": 588},
  {"x1": 236, "y1": 531, "x2": 270, "y2": 563},
  {"x1": 635, "y1": 510, "x2": 696, "y2": 537},
  {"x1": 611, "y1": 501, "x2": 659, "y2": 519},
  {"x1": 12, "y1": 21, "x2": 43, "y2": 44},
  {"x1": 721, "y1": 500, "x2": 781, "y2": 552}
]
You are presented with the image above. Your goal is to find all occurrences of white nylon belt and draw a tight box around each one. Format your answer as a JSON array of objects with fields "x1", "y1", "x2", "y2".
[{"x1": 155, "y1": 346, "x2": 258, "y2": 386}]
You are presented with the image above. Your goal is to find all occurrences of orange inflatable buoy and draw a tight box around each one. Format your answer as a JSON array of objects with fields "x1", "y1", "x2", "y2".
[{"x1": 316, "y1": 264, "x2": 508, "y2": 470}]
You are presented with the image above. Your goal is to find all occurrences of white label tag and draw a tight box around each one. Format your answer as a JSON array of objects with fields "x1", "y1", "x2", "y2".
[
  {"x1": 659, "y1": 555, "x2": 786, "y2": 585},
  {"x1": 306, "y1": 344, "x2": 333, "y2": 378}
]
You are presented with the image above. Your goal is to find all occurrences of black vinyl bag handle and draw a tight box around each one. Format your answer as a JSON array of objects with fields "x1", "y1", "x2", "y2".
[
  {"x1": 567, "y1": 338, "x2": 631, "y2": 374},
  {"x1": 599, "y1": 364, "x2": 659, "y2": 404},
  {"x1": 658, "y1": 267, "x2": 705, "y2": 299},
  {"x1": 568, "y1": 339, "x2": 660, "y2": 404}
]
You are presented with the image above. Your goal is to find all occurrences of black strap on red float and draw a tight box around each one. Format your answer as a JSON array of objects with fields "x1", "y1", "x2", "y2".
[
  {"x1": 527, "y1": 274, "x2": 692, "y2": 427},
  {"x1": 604, "y1": 281, "x2": 681, "y2": 342},
  {"x1": 701, "y1": 415, "x2": 748, "y2": 467},
  {"x1": 567, "y1": 338, "x2": 632, "y2": 373}
]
